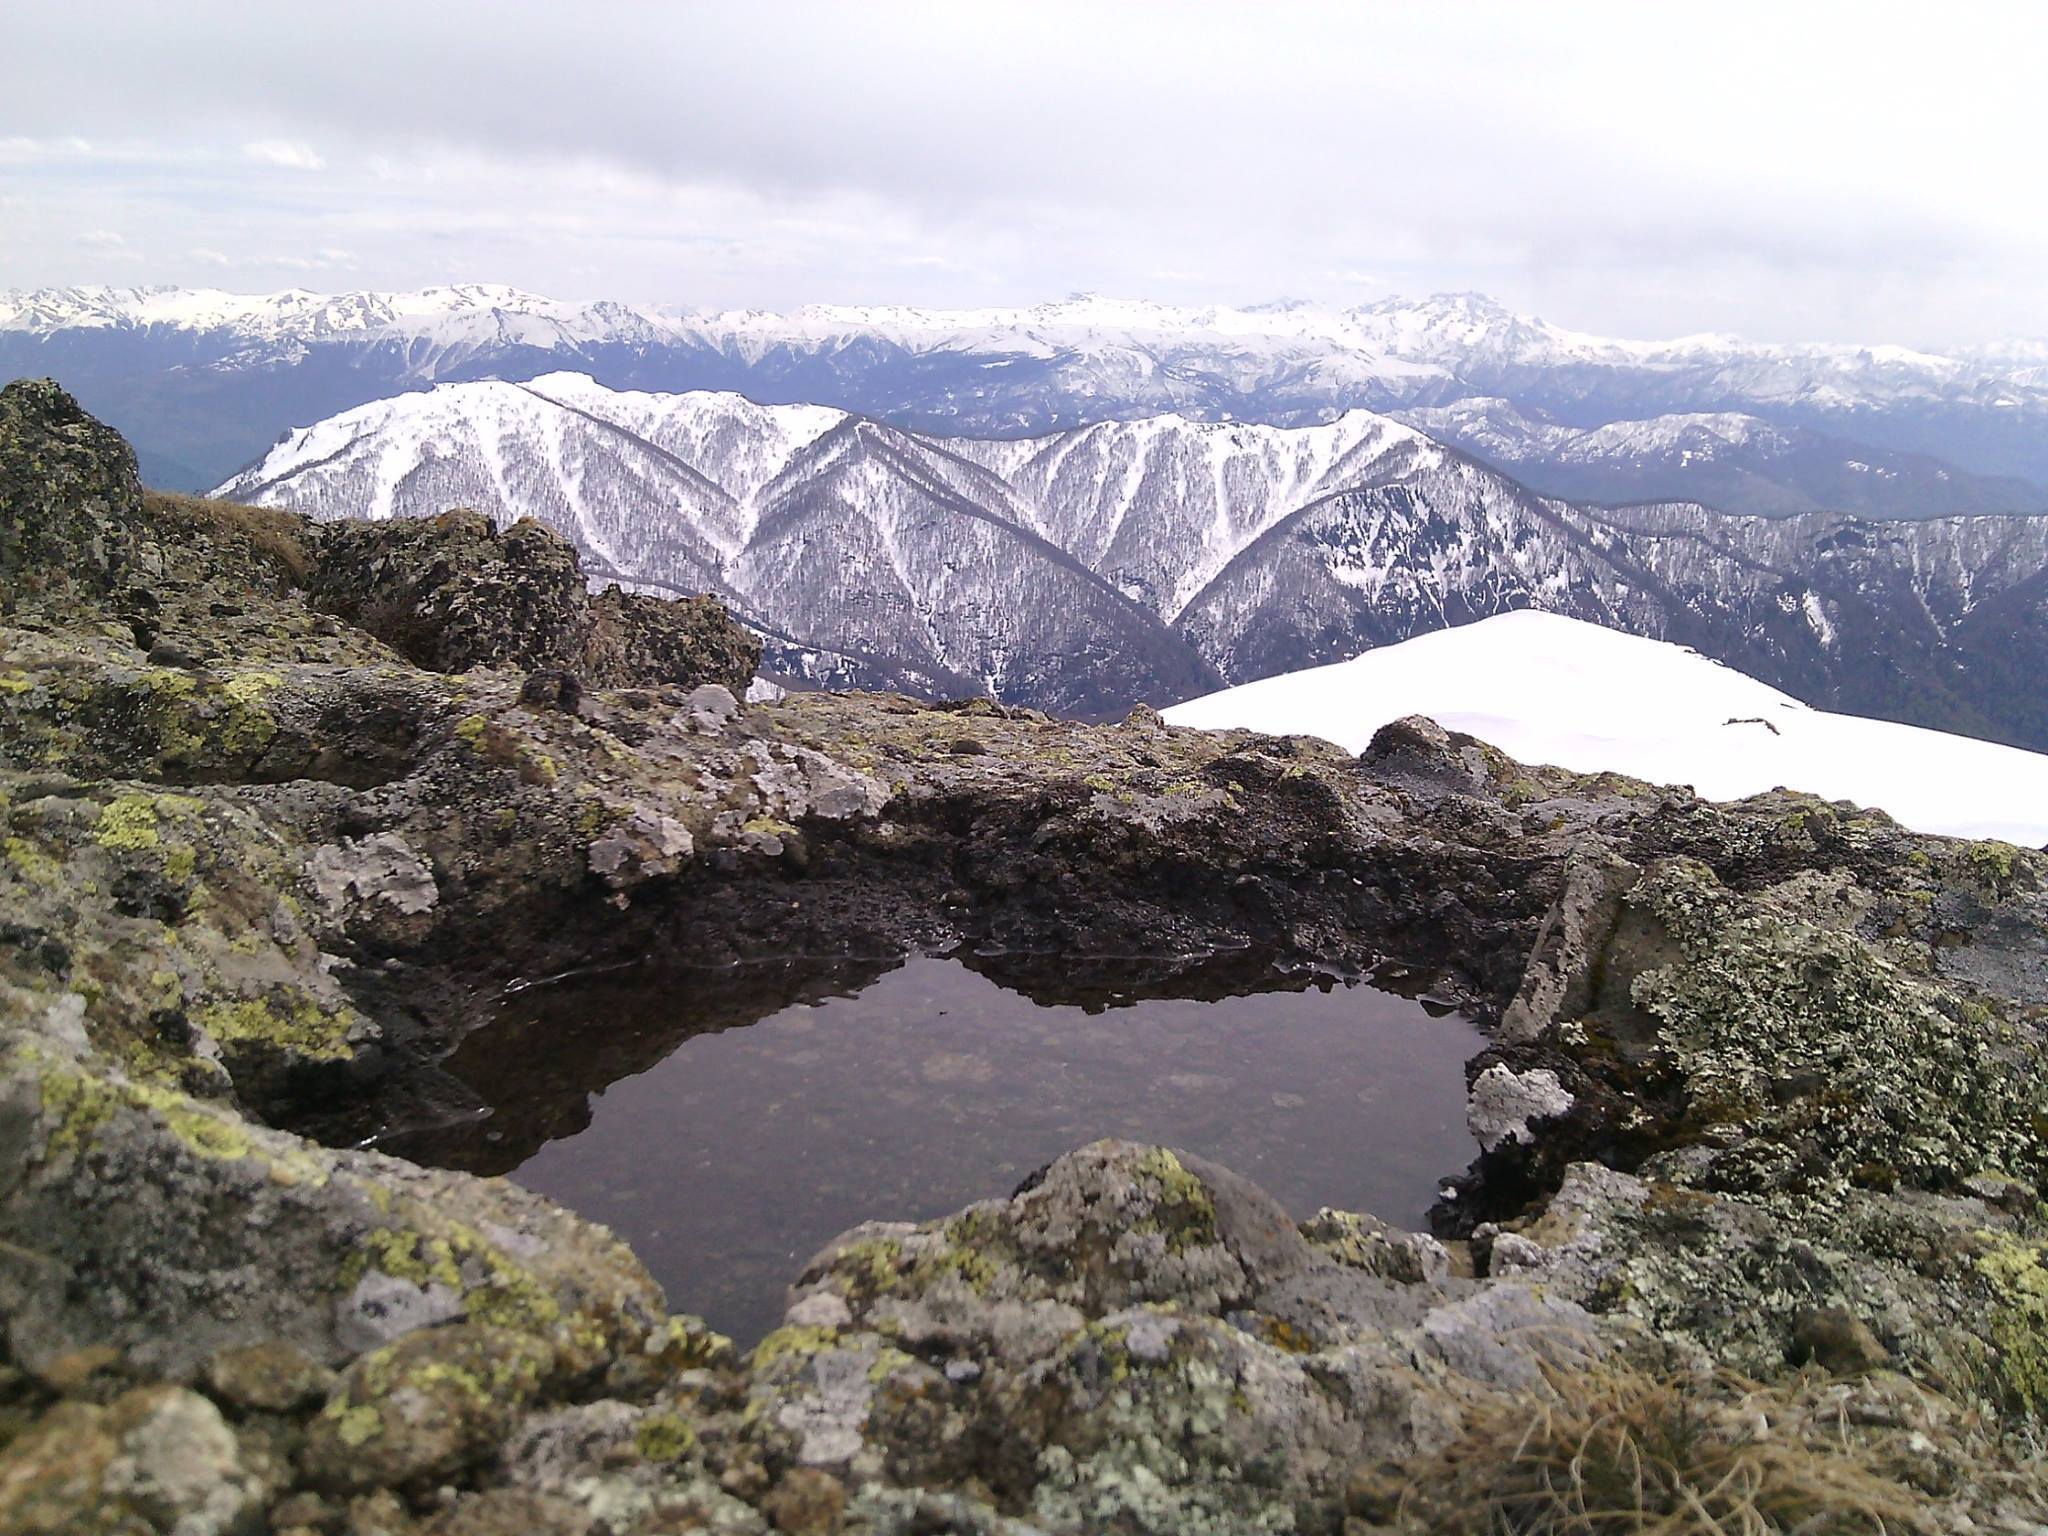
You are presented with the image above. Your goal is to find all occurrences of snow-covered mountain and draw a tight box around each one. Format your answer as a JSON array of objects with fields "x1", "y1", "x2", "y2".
[
  {"x1": 10, "y1": 282, "x2": 2048, "y2": 507},
  {"x1": 1392, "y1": 397, "x2": 2039, "y2": 517},
  {"x1": 1163, "y1": 611, "x2": 2048, "y2": 846},
  {"x1": 219, "y1": 374, "x2": 2048, "y2": 746}
]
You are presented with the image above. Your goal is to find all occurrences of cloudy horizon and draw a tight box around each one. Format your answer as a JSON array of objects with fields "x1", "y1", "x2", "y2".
[{"x1": 5, "y1": 1, "x2": 2045, "y2": 349}]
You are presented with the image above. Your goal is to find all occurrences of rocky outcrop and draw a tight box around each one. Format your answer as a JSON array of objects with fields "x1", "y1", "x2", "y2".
[
  {"x1": 4, "y1": 392, "x2": 2048, "y2": 1532},
  {"x1": 307, "y1": 507, "x2": 761, "y2": 692},
  {"x1": 0, "y1": 376, "x2": 147, "y2": 614}
]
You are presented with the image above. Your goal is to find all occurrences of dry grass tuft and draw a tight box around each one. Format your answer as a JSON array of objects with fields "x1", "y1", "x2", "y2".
[
  {"x1": 143, "y1": 490, "x2": 314, "y2": 585},
  {"x1": 1381, "y1": 1364, "x2": 1976, "y2": 1535}
]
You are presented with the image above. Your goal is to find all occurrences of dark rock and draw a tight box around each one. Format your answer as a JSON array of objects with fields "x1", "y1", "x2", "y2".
[
  {"x1": 305, "y1": 510, "x2": 590, "y2": 675},
  {"x1": 299, "y1": 1325, "x2": 555, "y2": 1493},
  {"x1": 202, "y1": 1340, "x2": 334, "y2": 1414},
  {"x1": 147, "y1": 641, "x2": 202, "y2": 669},
  {"x1": 587, "y1": 584, "x2": 760, "y2": 694},
  {"x1": 0, "y1": 378, "x2": 145, "y2": 614},
  {"x1": 761, "y1": 1467, "x2": 847, "y2": 1534},
  {"x1": 1792, "y1": 1307, "x2": 1890, "y2": 1375},
  {"x1": 518, "y1": 668, "x2": 583, "y2": 714},
  {"x1": 420, "y1": 1489, "x2": 593, "y2": 1536},
  {"x1": 302, "y1": 510, "x2": 758, "y2": 692}
]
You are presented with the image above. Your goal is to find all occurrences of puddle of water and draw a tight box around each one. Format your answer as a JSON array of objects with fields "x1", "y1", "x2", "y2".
[{"x1": 384, "y1": 955, "x2": 1482, "y2": 1344}]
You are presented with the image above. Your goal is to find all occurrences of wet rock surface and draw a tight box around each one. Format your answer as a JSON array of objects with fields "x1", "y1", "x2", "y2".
[{"x1": 4, "y1": 384, "x2": 2048, "y2": 1531}]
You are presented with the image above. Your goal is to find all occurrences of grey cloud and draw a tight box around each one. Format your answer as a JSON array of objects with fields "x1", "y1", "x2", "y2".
[{"x1": 3, "y1": 1, "x2": 2045, "y2": 345}]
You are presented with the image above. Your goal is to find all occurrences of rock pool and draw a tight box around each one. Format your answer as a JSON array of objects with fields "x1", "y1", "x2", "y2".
[{"x1": 379, "y1": 954, "x2": 1483, "y2": 1342}]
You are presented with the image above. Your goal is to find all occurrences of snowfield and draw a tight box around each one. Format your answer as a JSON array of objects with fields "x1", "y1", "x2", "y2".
[{"x1": 1162, "y1": 610, "x2": 2048, "y2": 845}]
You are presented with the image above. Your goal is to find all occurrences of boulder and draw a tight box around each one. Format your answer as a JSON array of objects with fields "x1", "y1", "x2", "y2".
[
  {"x1": 0, "y1": 378, "x2": 146, "y2": 613},
  {"x1": 302, "y1": 510, "x2": 759, "y2": 692}
]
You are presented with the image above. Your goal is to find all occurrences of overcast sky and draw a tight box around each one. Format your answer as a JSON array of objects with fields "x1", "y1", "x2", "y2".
[{"x1": 3, "y1": 1, "x2": 2042, "y2": 346}]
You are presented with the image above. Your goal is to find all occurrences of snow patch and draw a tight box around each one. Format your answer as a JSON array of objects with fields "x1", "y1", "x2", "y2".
[{"x1": 1164, "y1": 610, "x2": 2048, "y2": 844}]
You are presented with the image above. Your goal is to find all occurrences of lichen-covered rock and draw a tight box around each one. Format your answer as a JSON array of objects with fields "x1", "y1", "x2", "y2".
[
  {"x1": 0, "y1": 378, "x2": 145, "y2": 613},
  {"x1": 305, "y1": 511, "x2": 591, "y2": 676},
  {"x1": 0, "y1": 1385, "x2": 272, "y2": 1536},
  {"x1": 203, "y1": 1340, "x2": 336, "y2": 1415},
  {"x1": 0, "y1": 1045, "x2": 665, "y2": 1378},
  {"x1": 300, "y1": 1323, "x2": 556, "y2": 1492},
  {"x1": 301, "y1": 509, "x2": 759, "y2": 692},
  {"x1": 587, "y1": 584, "x2": 761, "y2": 695}
]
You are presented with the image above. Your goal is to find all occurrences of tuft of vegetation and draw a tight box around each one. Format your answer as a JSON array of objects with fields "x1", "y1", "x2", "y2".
[
  {"x1": 1377, "y1": 1364, "x2": 1980, "y2": 1535},
  {"x1": 143, "y1": 490, "x2": 314, "y2": 585}
]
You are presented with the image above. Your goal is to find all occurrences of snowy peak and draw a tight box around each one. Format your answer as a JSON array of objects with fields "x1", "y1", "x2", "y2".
[
  {"x1": 216, "y1": 374, "x2": 2048, "y2": 747},
  {"x1": 219, "y1": 374, "x2": 1429, "y2": 618},
  {"x1": 14, "y1": 280, "x2": 2048, "y2": 507}
]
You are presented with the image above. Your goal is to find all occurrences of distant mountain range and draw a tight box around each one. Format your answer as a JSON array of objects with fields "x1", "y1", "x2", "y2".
[
  {"x1": 6, "y1": 284, "x2": 2047, "y2": 515},
  {"x1": 219, "y1": 374, "x2": 2048, "y2": 750}
]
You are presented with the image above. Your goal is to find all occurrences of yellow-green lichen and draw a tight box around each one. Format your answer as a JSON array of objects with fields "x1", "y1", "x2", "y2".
[
  {"x1": 92, "y1": 794, "x2": 162, "y2": 852},
  {"x1": 38, "y1": 1066, "x2": 119, "y2": 1158},
  {"x1": 1978, "y1": 1232, "x2": 2048, "y2": 1416},
  {"x1": 3, "y1": 836, "x2": 60, "y2": 885},
  {"x1": 750, "y1": 1325, "x2": 842, "y2": 1371},
  {"x1": 331, "y1": 1404, "x2": 381, "y2": 1447},
  {"x1": 454, "y1": 713, "x2": 489, "y2": 746},
  {"x1": 40, "y1": 1063, "x2": 266, "y2": 1165},
  {"x1": 1970, "y1": 840, "x2": 2020, "y2": 894},
  {"x1": 221, "y1": 671, "x2": 283, "y2": 706},
  {"x1": 634, "y1": 1412, "x2": 697, "y2": 1461},
  {"x1": 1134, "y1": 1147, "x2": 1216, "y2": 1247},
  {"x1": 197, "y1": 995, "x2": 355, "y2": 1062},
  {"x1": 339, "y1": 1218, "x2": 572, "y2": 1342},
  {"x1": 342, "y1": 1229, "x2": 464, "y2": 1292}
]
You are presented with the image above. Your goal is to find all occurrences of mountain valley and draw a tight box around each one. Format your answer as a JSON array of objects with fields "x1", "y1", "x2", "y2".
[{"x1": 220, "y1": 373, "x2": 2048, "y2": 747}]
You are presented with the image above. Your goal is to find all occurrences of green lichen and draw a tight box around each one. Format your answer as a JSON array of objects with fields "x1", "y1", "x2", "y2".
[
  {"x1": 3, "y1": 836, "x2": 60, "y2": 885},
  {"x1": 454, "y1": 713, "x2": 489, "y2": 746},
  {"x1": 197, "y1": 995, "x2": 355, "y2": 1061},
  {"x1": 634, "y1": 1411, "x2": 697, "y2": 1461},
  {"x1": 838, "y1": 1236, "x2": 905, "y2": 1292},
  {"x1": 648, "y1": 1314, "x2": 734, "y2": 1372},
  {"x1": 342, "y1": 1229, "x2": 464, "y2": 1292},
  {"x1": 162, "y1": 843, "x2": 197, "y2": 882},
  {"x1": 92, "y1": 793, "x2": 161, "y2": 852},
  {"x1": 339, "y1": 1218, "x2": 572, "y2": 1342},
  {"x1": 1133, "y1": 1147, "x2": 1218, "y2": 1250},
  {"x1": 221, "y1": 670, "x2": 283, "y2": 706},
  {"x1": 331, "y1": 1404, "x2": 382, "y2": 1447},
  {"x1": 866, "y1": 1345, "x2": 916, "y2": 1385},
  {"x1": 0, "y1": 673, "x2": 32, "y2": 695},
  {"x1": 1969, "y1": 840, "x2": 2020, "y2": 894},
  {"x1": 1626, "y1": 859, "x2": 2044, "y2": 1198},
  {"x1": 750, "y1": 1325, "x2": 842, "y2": 1371},
  {"x1": 39, "y1": 1062, "x2": 265, "y2": 1165},
  {"x1": 1977, "y1": 1232, "x2": 2048, "y2": 1416},
  {"x1": 38, "y1": 1066, "x2": 118, "y2": 1158}
]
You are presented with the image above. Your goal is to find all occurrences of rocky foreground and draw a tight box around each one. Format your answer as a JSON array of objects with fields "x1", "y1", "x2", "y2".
[{"x1": 3, "y1": 376, "x2": 2048, "y2": 1533}]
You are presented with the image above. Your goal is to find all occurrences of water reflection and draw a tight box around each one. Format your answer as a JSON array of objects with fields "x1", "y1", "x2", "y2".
[{"x1": 381, "y1": 954, "x2": 1482, "y2": 1343}]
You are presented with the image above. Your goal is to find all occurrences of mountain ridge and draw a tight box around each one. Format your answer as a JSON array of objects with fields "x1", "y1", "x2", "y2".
[
  {"x1": 13, "y1": 281, "x2": 2048, "y2": 506},
  {"x1": 217, "y1": 373, "x2": 2048, "y2": 747}
]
